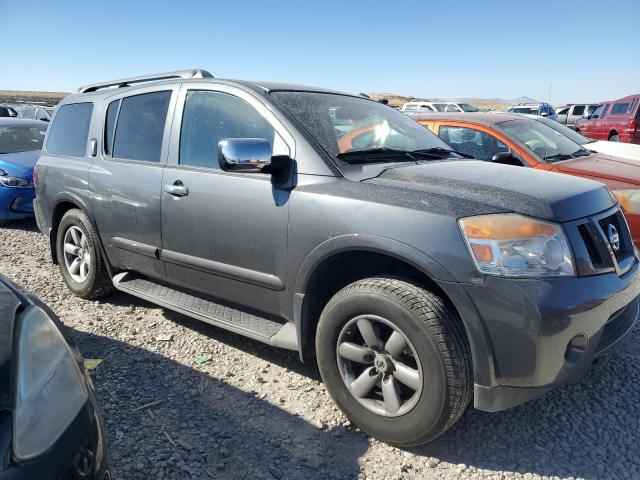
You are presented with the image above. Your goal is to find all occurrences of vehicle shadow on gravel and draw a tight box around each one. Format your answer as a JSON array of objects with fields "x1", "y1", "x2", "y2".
[
  {"x1": 0, "y1": 219, "x2": 39, "y2": 232},
  {"x1": 409, "y1": 327, "x2": 640, "y2": 479},
  {"x1": 71, "y1": 327, "x2": 368, "y2": 480}
]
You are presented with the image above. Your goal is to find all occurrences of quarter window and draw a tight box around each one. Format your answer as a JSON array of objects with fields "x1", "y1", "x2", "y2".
[
  {"x1": 179, "y1": 90, "x2": 275, "y2": 169},
  {"x1": 111, "y1": 91, "x2": 171, "y2": 162},
  {"x1": 46, "y1": 103, "x2": 93, "y2": 157}
]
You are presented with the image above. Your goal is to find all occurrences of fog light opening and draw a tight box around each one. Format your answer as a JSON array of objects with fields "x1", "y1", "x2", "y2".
[{"x1": 565, "y1": 333, "x2": 588, "y2": 364}]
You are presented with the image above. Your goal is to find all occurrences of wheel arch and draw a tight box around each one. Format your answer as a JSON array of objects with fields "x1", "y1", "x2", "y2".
[
  {"x1": 609, "y1": 130, "x2": 619, "y2": 139},
  {"x1": 293, "y1": 235, "x2": 477, "y2": 366},
  {"x1": 48, "y1": 194, "x2": 112, "y2": 276}
]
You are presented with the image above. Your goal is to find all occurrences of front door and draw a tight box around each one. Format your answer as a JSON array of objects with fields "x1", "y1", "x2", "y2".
[{"x1": 160, "y1": 84, "x2": 294, "y2": 315}]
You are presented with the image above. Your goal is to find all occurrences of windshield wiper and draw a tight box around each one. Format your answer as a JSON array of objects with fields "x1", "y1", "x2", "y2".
[
  {"x1": 543, "y1": 153, "x2": 574, "y2": 162},
  {"x1": 336, "y1": 148, "x2": 418, "y2": 164},
  {"x1": 571, "y1": 149, "x2": 592, "y2": 157},
  {"x1": 412, "y1": 147, "x2": 474, "y2": 159}
]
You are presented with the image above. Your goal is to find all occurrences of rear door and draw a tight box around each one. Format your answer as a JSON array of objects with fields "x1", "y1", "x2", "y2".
[
  {"x1": 160, "y1": 83, "x2": 295, "y2": 315},
  {"x1": 89, "y1": 86, "x2": 179, "y2": 281}
]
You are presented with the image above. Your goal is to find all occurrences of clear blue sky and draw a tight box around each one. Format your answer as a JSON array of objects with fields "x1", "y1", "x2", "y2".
[{"x1": 1, "y1": 0, "x2": 638, "y2": 104}]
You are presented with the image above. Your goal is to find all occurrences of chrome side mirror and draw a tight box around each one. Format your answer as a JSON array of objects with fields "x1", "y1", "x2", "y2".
[{"x1": 218, "y1": 138, "x2": 272, "y2": 173}]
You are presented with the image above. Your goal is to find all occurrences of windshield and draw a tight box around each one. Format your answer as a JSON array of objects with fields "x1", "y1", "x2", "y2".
[
  {"x1": 0, "y1": 125, "x2": 47, "y2": 154},
  {"x1": 509, "y1": 106, "x2": 538, "y2": 115},
  {"x1": 271, "y1": 92, "x2": 453, "y2": 163},
  {"x1": 534, "y1": 118, "x2": 591, "y2": 146},
  {"x1": 496, "y1": 118, "x2": 587, "y2": 162},
  {"x1": 459, "y1": 103, "x2": 479, "y2": 112}
]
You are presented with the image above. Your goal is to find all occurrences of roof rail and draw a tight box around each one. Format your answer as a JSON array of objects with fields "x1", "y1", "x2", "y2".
[{"x1": 77, "y1": 69, "x2": 213, "y2": 93}]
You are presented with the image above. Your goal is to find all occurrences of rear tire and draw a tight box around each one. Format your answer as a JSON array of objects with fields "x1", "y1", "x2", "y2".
[
  {"x1": 56, "y1": 209, "x2": 114, "y2": 299},
  {"x1": 316, "y1": 277, "x2": 472, "y2": 446}
]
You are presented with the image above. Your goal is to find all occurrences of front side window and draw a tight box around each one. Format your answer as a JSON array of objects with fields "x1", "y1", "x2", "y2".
[
  {"x1": 601, "y1": 104, "x2": 610, "y2": 117},
  {"x1": 403, "y1": 105, "x2": 417, "y2": 111},
  {"x1": 46, "y1": 103, "x2": 93, "y2": 157},
  {"x1": 444, "y1": 104, "x2": 462, "y2": 112},
  {"x1": 556, "y1": 107, "x2": 569, "y2": 116},
  {"x1": 439, "y1": 126, "x2": 508, "y2": 161},
  {"x1": 572, "y1": 105, "x2": 585, "y2": 116},
  {"x1": 111, "y1": 91, "x2": 171, "y2": 162},
  {"x1": 0, "y1": 125, "x2": 47, "y2": 154},
  {"x1": 272, "y1": 91, "x2": 452, "y2": 163},
  {"x1": 180, "y1": 90, "x2": 275, "y2": 169},
  {"x1": 496, "y1": 118, "x2": 586, "y2": 163},
  {"x1": 588, "y1": 105, "x2": 597, "y2": 114},
  {"x1": 590, "y1": 105, "x2": 603, "y2": 118}
]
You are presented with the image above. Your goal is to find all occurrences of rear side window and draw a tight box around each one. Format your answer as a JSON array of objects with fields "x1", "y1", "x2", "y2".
[
  {"x1": 611, "y1": 103, "x2": 630, "y2": 115},
  {"x1": 110, "y1": 91, "x2": 171, "y2": 162},
  {"x1": 572, "y1": 105, "x2": 585, "y2": 116},
  {"x1": 179, "y1": 90, "x2": 275, "y2": 169},
  {"x1": 46, "y1": 103, "x2": 93, "y2": 157}
]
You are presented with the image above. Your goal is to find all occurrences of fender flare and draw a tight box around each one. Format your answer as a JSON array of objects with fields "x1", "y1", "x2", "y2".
[
  {"x1": 48, "y1": 193, "x2": 113, "y2": 276},
  {"x1": 293, "y1": 234, "x2": 458, "y2": 360}
]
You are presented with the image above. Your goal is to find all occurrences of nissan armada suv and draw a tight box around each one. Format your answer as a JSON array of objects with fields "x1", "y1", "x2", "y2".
[{"x1": 33, "y1": 69, "x2": 640, "y2": 446}]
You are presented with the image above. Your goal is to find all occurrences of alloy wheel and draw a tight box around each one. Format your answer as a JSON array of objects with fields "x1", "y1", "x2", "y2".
[
  {"x1": 336, "y1": 314, "x2": 423, "y2": 417},
  {"x1": 63, "y1": 226, "x2": 91, "y2": 283}
]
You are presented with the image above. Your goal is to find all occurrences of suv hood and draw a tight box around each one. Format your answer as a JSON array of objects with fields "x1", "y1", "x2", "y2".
[
  {"x1": 364, "y1": 160, "x2": 616, "y2": 223},
  {"x1": 554, "y1": 152, "x2": 640, "y2": 185}
]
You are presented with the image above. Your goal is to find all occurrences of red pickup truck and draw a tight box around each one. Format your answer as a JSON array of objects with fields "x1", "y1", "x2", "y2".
[{"x1": 575, "y1": 94, "x2": 640, "y2": 144}]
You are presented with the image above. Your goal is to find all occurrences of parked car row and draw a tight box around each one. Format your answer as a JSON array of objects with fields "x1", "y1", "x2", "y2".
[
  {"x1": 1, "y1": 69, "x2": 639, "y2": 456},
  {"x1": 402, "y1": 101, "x2": 480, "y2": 115}
]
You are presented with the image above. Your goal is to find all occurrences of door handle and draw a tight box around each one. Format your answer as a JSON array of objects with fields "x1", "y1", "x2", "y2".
[{"x1": 164, "y1": 181, "x2": 189, "y2": 197}]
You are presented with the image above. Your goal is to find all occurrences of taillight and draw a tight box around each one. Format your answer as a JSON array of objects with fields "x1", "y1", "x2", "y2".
[{"x1": 32, "y1": 164, "x2": 38, "y2": 188}]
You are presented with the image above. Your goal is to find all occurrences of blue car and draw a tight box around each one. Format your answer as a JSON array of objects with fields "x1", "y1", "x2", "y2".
[{"x1": 0, "y1": 118, "x2": 48, "y2": 226}]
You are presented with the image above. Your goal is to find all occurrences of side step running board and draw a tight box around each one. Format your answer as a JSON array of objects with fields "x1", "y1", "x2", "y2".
[{"x1": 112, "y1": 272, "x2": 299, "y2": 351}]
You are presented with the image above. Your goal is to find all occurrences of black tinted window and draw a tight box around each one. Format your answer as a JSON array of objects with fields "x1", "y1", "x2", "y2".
[
  {"x1": 572, "y1": 105, "x2": 585, "y2": 116},
  {"x1": 112, "y1": 91, "x2": 171, "y2": 162},
  {"x1": 104, "y1": 99, "x2": 120, "y2": 155},
  {"x1": 611, "y1": 103, "x2": 630, "y2": 115},
  {"x1": 179, "y1": 90, "x2": 275, "y2": 169},
  {"x1": 46, "y1": 103, "x2": 93, "y2": 157}
]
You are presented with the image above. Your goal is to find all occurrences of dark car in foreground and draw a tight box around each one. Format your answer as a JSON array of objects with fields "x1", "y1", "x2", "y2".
[
  {"x1": 0, "y1": 118, "x2": 47, "y2": 226},
  {"x1": 34, "y1": 69, "x2": 640, "y2": 446},
  {"x1": 0, "y1": 275, "x2": 109, "y2": 479}
]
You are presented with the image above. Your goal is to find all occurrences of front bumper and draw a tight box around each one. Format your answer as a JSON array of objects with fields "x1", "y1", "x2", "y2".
[
  {"x1": 0, "y1": 186, "x2": 35, "y2": 221},
  {"x1": 0, "y1": 372, "x2": 110, "y2": 480},
  {"x1": 439, "y1": 257, "x2": 640, "y2": 412}
]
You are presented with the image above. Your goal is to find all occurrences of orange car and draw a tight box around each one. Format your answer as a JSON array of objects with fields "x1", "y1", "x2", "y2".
[{"x1": 415, "y1": 112, "x2": 640, "y2": 247}]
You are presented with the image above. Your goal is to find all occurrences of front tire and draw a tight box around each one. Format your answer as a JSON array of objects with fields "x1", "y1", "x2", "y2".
[
  {"x1": 56, "y1": 209, "x2": 113, "y2": 299},
  {"x1": 316, "y1": 277, "x2": 472, "y2": 446},
  {"x1": 609, "y1": 133, "x2": 620, "y2": 142}
]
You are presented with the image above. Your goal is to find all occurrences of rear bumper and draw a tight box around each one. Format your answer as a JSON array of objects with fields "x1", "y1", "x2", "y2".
[{"x1": 438, "y1": 258, "x2": 640, "y2": 411}]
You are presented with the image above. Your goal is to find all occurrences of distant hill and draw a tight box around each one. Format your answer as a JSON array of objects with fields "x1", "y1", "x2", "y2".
[
  {"x1": 0, "y1": 90, "x2": 68, "y2": 105},
  {"x1": 369, "y1": 93, "x2": 541, "y2": 110}
]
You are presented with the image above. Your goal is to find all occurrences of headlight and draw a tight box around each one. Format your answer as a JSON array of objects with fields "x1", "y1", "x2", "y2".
[
  {"x1": 14, "y1": 306, "x2": 88, "y2": 460},
  {"x1": 0, "y1": 171, "x2": 32, "y2": 188},
  {"x1": 459, "y1": 213, "x2": 575, "y2": 277},
  {"x1": 612, "y1": 189, "x2": 640, "y2": 213}
]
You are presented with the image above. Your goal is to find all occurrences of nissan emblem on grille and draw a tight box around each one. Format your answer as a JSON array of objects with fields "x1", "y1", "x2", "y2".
[{"x1": 608, "y1": 224, "x2": 620, "y2": 252}]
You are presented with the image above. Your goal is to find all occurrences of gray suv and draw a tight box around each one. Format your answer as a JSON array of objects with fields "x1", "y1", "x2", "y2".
[{"x1": 33, "y1": 69, "x2": 640, "y2": 446}]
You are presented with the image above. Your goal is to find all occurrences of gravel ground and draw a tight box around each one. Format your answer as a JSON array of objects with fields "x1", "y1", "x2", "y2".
[{"x1": 1, "y1": 220, "x2": 639, "y2": 480}]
